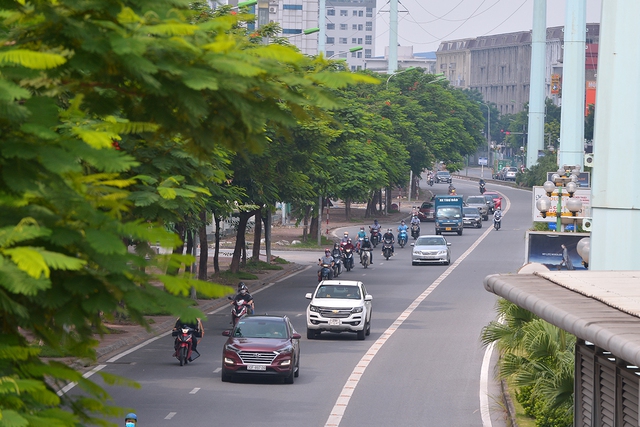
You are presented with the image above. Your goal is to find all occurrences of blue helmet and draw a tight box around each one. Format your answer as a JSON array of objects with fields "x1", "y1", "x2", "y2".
[{"x1": 125, "y1": 413, "x2": 137, "y2": 421}]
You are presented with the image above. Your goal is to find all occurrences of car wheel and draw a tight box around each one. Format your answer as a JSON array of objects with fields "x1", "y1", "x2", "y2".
[
  {"x1": 294, "y1": 360, "x2": 300, "y2": 378},
  {"x1": 457, "y1": 229, "x2": 463, "y2": 236},
  {"x1": 221, "y1": 370, "x2": 233, "y2": 382},
  {"x1": 306, "y1": 328, "x2": 316, "y2": 340},
  {"x1": 356, "y1": 328, "x2": 365, "y2": 340},
  {"x1": 284, "y1": 367, "x2": 295, "y2": 384},
  {"x1": 365, "y1": 316, "x2": 371, "y2": 336},
  {"x1": 477, "y1": 222, "x2": 482, "y2": 229},
  {"x1": 445, "y1": 256, "x2": 450, "y2": 265},
  {"x1": 411, "y1": 261, "x2": 416, "y2": 266}
]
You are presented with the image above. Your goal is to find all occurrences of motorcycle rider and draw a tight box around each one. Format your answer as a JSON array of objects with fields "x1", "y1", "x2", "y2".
[
  {"x1": 341, "y1": 238, "x2": 356, "y2": 270},
  {"x1": 493, "y1": 207, "x2": 502, "y2": 230},
  {"x1": 360, "y1": 235, "x2": 373, "y2": 263},
  {"x1": 331, "y1": 242, "x2": 343, "y2": 275},
  {"x1": 479, "y1": 178, "x2": 486, "y2": 194},
  {"x1": 340, "y1": 231, "x2": 350, "y2": 245},
  {"x1": 172, "y1": 315, "x2": 204, "y2": 358},
  {"x1": 448, "y1": 183, "x2": 456, "y2": 195},
  {"x1": 369, "y1": 219, "x2": 381, "y2": 239},
  {"x1": 356, "y1": 226, "x2": 367, "y2": 251},
  {"x1": 382, "y1": 228, "x2": 395, "y2": 256},
  {"x1": 318, "y1": 248, "x2": 335, "y2": 281},
  {"x1": 410, "y1": 215, "x2": 421, "y2": 234},
  {"x1": 125, "y1": 413, "x2": 138, "y2": 427}
]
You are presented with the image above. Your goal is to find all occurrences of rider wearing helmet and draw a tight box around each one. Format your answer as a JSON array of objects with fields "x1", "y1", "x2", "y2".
[
  {"x1": 125, "y1": 413, "x2": 137, "y2": 427},
  {"x1": 340, "y1": 231, "x2": 350, "y2": 244},
  {"x1": 397, "y1": 220, "x2": 408, "y2": 233},
  {"x1": 232, "y1": 282, "x2": 254, "y2": 313},
  {"x1": 360, "y1": 235, "x2": 373, "y2": 263},
  {"x1": 382, "y1": 228, "x2": 395, "y2": 255},
  {"x1": 172, "y1": 312, "x2": 204, "y2": 357},
  {"x1": 318, "y1": 248, "x2": 335, "y2": 281}
]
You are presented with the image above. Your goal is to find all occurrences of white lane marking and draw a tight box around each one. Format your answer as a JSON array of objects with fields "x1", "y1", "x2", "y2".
[
  {"x1": 57, "y1": 364, "x2": 106, "y2": 396},
  {"x1": 189, "y1": 387, "x2": 200, "y2": 394},
  {"x1": 480, "y1": 341, "x2": 496, "y2": 427},
  {"x1": 165, "y1": 412, "x2": 176, "y2": 420},
  {"x1": 107, "y1": 332, "x2": 171, "y2": 363},
  {"x1": 212, "y1": 367, "x2": 221, "y2": 373},
  {"x1": 276, "y1": 265, "x2": 311, "y2": 283},
  {"x1": 325, "y1": 194, "x2": 511, "y2": 427}
]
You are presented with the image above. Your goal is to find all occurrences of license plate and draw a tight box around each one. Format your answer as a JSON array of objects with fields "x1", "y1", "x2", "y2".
[
  {"x1": 445, "y1": 227, "x2": 452, "y2": 231},
  {"x1": 247, "y1": 364, "x2": 266, "y2": 371},
  {"x1": 329, "y1": 319, "x2": 340, "y2": 326}
]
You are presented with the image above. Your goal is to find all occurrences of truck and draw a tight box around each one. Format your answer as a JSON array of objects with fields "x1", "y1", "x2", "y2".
[{"x1": 434, "y1": 195, "x2": 464, "y2": 235}]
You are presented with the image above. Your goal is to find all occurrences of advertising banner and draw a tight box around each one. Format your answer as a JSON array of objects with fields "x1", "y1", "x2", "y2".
[
  {"x1": 532, "y1": 186, "x2": 591, "y2": 222},
  {"x1": 525, "y1": 231, "x2": 589, "y2": 271}
]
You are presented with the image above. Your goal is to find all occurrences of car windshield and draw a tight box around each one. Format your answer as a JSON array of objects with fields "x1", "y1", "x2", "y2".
[
  {"x1": 508, "y1": 167, "x2": 517, "y2": 172},
  {"x1": 436, "y1": 207, "x2": 461, "y2": 219},
  {"x1": 437, "y1": 171, "x2": 450, "y2": 176},
  {"x1": 420, "y1": 202, "x2": 433, "y2": 209},
  {"x1": 233, "y1": 318, "x2": 288, "y2": 339},
  {"x1": 466, "y1": 197, "x2": 485, "y2": 204},
  {"x1": 463, "y1": 207, "x2": 479, "y2": 215},
  {"x1": 416, "y1": 237, "x2": 446, "y2": 246},
  {"x1": 314, "y1": 285, "x2": 361, "y2": 300}
]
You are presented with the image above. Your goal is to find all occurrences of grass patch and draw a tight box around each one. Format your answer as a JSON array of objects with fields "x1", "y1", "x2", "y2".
[
  {"x1": 216, "y1": 270, "x2": 259, "y2": 286},
  {"x1": 245, "y1": 259, "x2": 283, "y2": 271},
  {"x1": 273, "y1": 256, "x2": 289, "y2": 265},
  {"x1": 293, "y1": 235, "x2": 335, "y2": 248},
  {"x1": 35, "y1": 345, "x2": 72, "y2": 358},
  {"x1": 507, "y1": 380, "x2": 536, "y2": 427}
]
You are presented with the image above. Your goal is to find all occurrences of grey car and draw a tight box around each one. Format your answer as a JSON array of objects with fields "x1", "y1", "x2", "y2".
[
  {"x1": 411, "y1": 235, "x2": 451, "y2": 265},
  {"x1": 482, "y1": 193, "x2": 496, "y2": 214},
  {"x1": 435, "y1": 171, "x2": 452, "y2": 184},
  {"x1": 462, "y1": 207, "x2": 483, "y2": 228},
  {"x1": 465, "y1": 195, "x2": 489, "y2": 220}
]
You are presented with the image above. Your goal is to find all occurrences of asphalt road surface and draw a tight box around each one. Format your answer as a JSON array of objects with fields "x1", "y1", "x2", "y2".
[{"x1": 71, "y1": 177, "x2": 532, "y2": 427}]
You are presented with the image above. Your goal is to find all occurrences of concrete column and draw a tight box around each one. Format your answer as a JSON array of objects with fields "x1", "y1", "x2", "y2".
[
  {"x1": 387, "y1": 0, "x2": 398, "y2": 73},
  {"x1": 318, "y1": 0, "x2": 326, "y2": 55},
  {"x1": 557, "y1": 0, "x2": 586, "y2": 169},
  {"x1": 526, "y1": 0, "x2": 546, "y2": 168},
  {"x1": 590, "y1": 0, "x2": 640, "y2": 271}
]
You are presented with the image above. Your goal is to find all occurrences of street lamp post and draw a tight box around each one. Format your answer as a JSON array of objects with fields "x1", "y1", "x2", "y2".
[
  {"x1": 327, "y1": 46, "x2": 362, "y2": 59},
  {"x1": 386, "y1": 67, "x2": 416, "y2": 90},
  {"x1": 535, "y1": 165, "x2": 583, "y2": 232}
]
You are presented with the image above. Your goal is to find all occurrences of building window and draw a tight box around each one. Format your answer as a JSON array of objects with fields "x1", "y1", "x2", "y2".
[
  {"x1": 357, "y1": 51, "x2": 362, "y2": 58},
  {"x1": 366, "y1": 7, "x2": 373, "y2": 17},
  {"x1": 358, "y1": 10, "x2": 363, "y2": 17},
  {"x1": 351, "y1": 52, "x2": 357, "y2": 58},
  {"x1": 339, "y1": 37, "x2": 347, "y2": 44},
  {"x1": 351, "y1": 66, "x2": 356, "y2": 71},
  {"x1": 326, "y1": 51, "x2": 334, "y2": 57},
  {"x1": 340, "y1": 9, "x2": 348, "y2": 16},
  {"x1": 352, "y1": 24, "x2": 358, "y2": 30},
  {"x1": 358, "y1": 24, "x2": 363, "y2": 31},
  {"x1": 282, "y1": 29, "x2": 302, "y2": 34},
  {"x1": 327, "y1": 23, "x2": 335, "y2": 30},
  {"x1": 340, "y1": 23, "x2": 348, "y2": 30},
  {"x1": 358, "y1": 37, "x2": 363, "y2": 44},
  {"x1": 365, "y1": 22, "x2": 372, "y2": 31},
  {"x1": 327, "y1": 9, "x2": 335, "y2": 16},
  {"x1": 365, "y1": 49, "x2": 371, "y2": 58},
  {"x1": 351, "y1": 37, "x2": 357, "y2": 44},
  {"x1": 283, "y1": 4, "x2": 302, "y2": 10},
  {"x1": 357, "y1": 65, "x2": 362, "y2": 70},
  {"x1": 352, "y1": 10, "x2": 357, "y2": 16},
  {"x1": 365, "y1": 35, "x2": 372, "y2": 45},
  {"x1": 327, "y1": 37, "x2": 335, "y2": 44}
]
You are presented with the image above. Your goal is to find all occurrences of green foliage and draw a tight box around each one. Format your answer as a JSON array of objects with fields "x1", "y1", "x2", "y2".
[{"x1": 517, "y1": 152, "x2": 558, "y2": 187}]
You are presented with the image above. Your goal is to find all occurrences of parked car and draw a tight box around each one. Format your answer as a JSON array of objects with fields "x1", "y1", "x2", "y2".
[
  {"x1": 221, "y1": 315, "x2": 301, "y2": 384},
  {"x1": 462, "y1": 207, "x2": 483, "y2": 228},
  {"x1": 306, "y1": 280, "x2": 372, "y2": 340},
  {"x1": 411, "y1": 235, "x2": 451, "y2": 265},
  {"x1": 484, "y1": 191, "x2": 503, "y2": 210},
  {"x1": 504, "y1": 167, "x2": 518, "y2": 181},
  {"x1": 417, "y1": 201, "x2": 435, "y2": 222},
  {"x1": 435, "y1": 170, "x2": 452, "y2": 184},
  {"x1": 465, "y1": 195, "x2": 490, "y2": 220}
]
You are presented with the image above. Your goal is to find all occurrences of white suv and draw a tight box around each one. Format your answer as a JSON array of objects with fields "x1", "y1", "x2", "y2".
[{"x1": 305, "y1": 280, "x2": 372, "y2": 340}]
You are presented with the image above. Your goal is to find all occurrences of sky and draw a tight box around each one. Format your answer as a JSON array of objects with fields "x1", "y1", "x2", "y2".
[{"x1": 374, "y1": 0, "x2": 603, "y2": 56}]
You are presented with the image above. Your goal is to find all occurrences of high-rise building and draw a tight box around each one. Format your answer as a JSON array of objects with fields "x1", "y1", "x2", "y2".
[
  {"x1": 267, "y1": 0, "x2": 319, "y2": 56},
  {"x1": 323, "y1": 0, "x2": 376, "y2": 71}
]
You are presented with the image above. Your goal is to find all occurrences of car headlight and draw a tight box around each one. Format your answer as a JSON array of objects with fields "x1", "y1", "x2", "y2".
[
  {"x1": 309, "y1": 305, "x2": 320, "y2": 313},
  {"x1": 276, "y1": 345, "x2": 293, "y2": 354},
  {"x1": 225, "y1": 344, "x2": 239, "y2": 352},
  {"x1": 351, "y1": 306, "x2": 363, "y2": 313},
  {"x1": 437, "y1": 250, "x2": 447, "y2": 256},
  {"x1": 413, "y1": 251, "x2": 420, "y2": 255}
]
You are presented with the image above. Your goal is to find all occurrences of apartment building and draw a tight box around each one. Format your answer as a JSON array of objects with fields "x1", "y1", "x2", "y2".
[
  {"x1": 324, "y1": 0, "x2": 376, "y2": 71},
  {"x1": 266, "y1": 0, "x2": 319, "y2": 56}
]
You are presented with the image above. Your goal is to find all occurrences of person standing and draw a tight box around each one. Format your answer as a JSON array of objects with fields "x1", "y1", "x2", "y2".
[{"x1": 560, "y1": 244, "x2": 574, "y2": 270}]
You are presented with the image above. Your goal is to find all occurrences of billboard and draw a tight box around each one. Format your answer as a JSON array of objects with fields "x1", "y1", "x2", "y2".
[
  {"x1": 532, "y1": 186, "x2": 591, "y2": 223},
  {"x1": 525, "y1": 231, "x2": 589, "y2": 271}
]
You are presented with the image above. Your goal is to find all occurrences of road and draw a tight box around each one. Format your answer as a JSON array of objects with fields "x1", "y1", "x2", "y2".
[{"x1": 72, "y1": 177, "x2": 532, "y2": 427}]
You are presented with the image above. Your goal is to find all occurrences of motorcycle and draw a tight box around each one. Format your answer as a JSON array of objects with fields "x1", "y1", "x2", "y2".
[
  {"x1": 370, "y1": 229, "x2": 380, "y2": 248},
  {"x1": 361, "y1": 249, "x2": 371, "y2": 268},
  {"x1": 228, "y1": 296, "x2": 253, "y2": 326},
  {"x1": 382, "y1": 240, "x2": 394, "y2": 260},
  {"x1": 332, "y1": 253, "x2": 342, "y2": 277},
  {"x1": 493, "y1": 215, "x2": 502, "y2": 231},
  {"x1": 342, "y1": 248, "x2": 354, "y2": 272},
  {"x1": 319, "y1": 262, "x2": 333, "y2": 281},
  {"x1": 397, "y1": 229, "x2": 408, "y2": 248},
  {"x1": 172, "y1": 326, "x2": 198, "y2": 366},
  {"x1": 428, "y1": 177, "x2": 434, "y2": 186},
  {"x1": 411, "y1": 224, "x2": 420, "y2": 240},
  {"x1": 479, "y1": 182, "x2": 486, "y2": 194}
]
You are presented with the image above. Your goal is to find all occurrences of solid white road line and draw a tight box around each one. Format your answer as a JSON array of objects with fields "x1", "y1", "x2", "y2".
[
  {"x1": 480, "y1": 341, "x2": 496, "y2": 427},
  {"x1": 165, "y1": 412, "x2": 176, "y2": 420},
  {"x1": 57, "y1": 364, "x2": 107, "y2": 396},
  {"x1": 212, "y1": 367, "x2": 221, "y2": 373},
  {"x1": 324, "y1": 193, "x2": 511, "y2": 427},
  {"x1": 189, "y1": 387, "x2": 200, "y2": 394}
]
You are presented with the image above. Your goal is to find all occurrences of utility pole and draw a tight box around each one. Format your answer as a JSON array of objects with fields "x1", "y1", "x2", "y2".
[
  {"x1": 387, "y1": 0, "x2": 398, "y2": 73},
  {"x1": 318, "y1": 0, "x2": 326, "y2": 55},
  {"x1": 527, "y1": 0, "x2": 546, "y2": 168}
]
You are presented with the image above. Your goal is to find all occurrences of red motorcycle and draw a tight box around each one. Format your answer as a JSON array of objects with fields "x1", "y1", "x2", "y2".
[
  {"x1": 172, "y1": 326, "x2": 198, "y2": 366},
  {"x1": 228, "y1": 297, "x2": 253, "y2": 326}
]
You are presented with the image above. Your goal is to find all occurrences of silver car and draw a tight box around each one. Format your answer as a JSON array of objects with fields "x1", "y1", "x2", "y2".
[
  {"x1": 411, "y1": 235, "x2": 451, "y2": 265},
  {"x1": 465, "y1": 195, "x2": 489, "y2": 220}
]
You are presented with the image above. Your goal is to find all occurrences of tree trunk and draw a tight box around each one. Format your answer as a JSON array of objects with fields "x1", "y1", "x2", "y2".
[
  {"x1": 378, "y1": 189, "x2": 384, "y2": 212},
  {"x1": 169, "y1": 222, "x2": 186, "y2": 275},
  {"x1": 230, "y1": 212, "x2": 250, "y2": 273},
  {"x1": 263, "y1": 208, "x2": 272, "y2": 264},
  {"x1": 345, "y1": 198, "x2": 352, "y2": 222},
  {"x1": 310, "y1": 213, "x2": 318, "y2": 241},
  {"x1": 198, "y1": 210, "x2": 208, "y2": 281},
  {"x1": 213, "y1": 213, "x2": 221, "y2": 274},
  {"x1": 185, "y1": 230, "x2": 194, "y2": 273},
  {"x1": 302, "y1": 205, "x2": 310, "y2": 242},
  {"x1": 252, "y1": 208, "x2": 262, "y2": 262}
]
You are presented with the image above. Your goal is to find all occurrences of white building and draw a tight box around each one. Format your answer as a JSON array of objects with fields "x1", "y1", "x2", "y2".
[
  {"x1": 364, "y1": 46, "x2": 436, "y2": 73},
  {"x1": 267, "y1": 0, "x2": 320, "y2": 56},
  {"x1": 324, "y1": 0, "x2": 376, "y2": 71}
]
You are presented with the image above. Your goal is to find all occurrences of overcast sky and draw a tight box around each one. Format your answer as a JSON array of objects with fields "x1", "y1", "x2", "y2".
[{"x1": 374, "y1": 0, "x2": 602, "y2": 56}]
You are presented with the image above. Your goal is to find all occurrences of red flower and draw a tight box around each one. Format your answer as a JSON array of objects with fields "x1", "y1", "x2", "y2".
[
  {"x1": 385, "y1": 100, "x2": 391, "y2": 106},
  {"x1": 112, "y1": 141, "x2": 121, "y2": 150}
]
